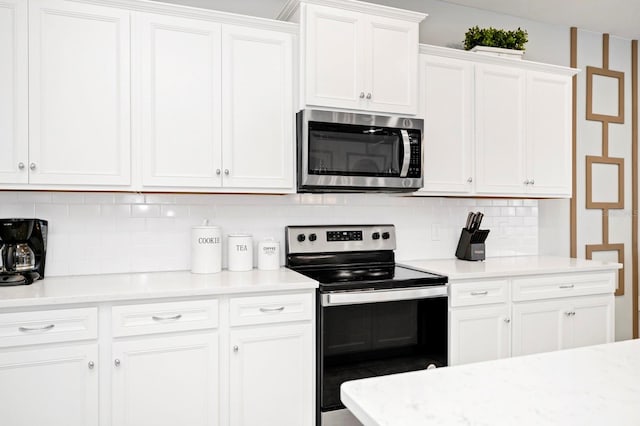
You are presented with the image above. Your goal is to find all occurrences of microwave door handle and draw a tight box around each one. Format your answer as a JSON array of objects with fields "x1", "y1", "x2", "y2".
[{"x1": 400, "y1": 130, "x2": 411, "y2": 177}]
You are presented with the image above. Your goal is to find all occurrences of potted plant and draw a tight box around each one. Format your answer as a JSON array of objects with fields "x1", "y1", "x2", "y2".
[{"x1": 463, "y1": 26, "x2": 528, "y2": 58}]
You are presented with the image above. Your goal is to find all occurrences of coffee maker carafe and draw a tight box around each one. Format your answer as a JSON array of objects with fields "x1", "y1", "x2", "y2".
[{"x1": 0, "y1": 219, "x2": 48, "y2": 286}]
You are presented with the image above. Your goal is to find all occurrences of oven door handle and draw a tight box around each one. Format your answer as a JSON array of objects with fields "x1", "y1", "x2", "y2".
[
  {"x1": 322, "y1": 286, "x2": 447, "y2": 306},
  {"x1": 399, "y1": 129, "x2": 411, "y2": 178}
]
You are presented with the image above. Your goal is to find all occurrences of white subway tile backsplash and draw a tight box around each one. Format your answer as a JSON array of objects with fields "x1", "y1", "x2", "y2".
[
  {"x1": 0, "y1": 192, "x2": 539, "y2": 276},
  {"x1": 69, "y1": 204, "x2": 101, "y2": 217},
  {"x1": 132, "y1": 204, "x2": 161, "y2": 218},
  {"x1": 17, "y1": 191, "x2": 52, "y2": 204}
]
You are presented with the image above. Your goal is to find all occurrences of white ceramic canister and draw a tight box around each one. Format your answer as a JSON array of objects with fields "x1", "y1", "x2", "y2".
[
  {"x1": 227, "y1": 234, "x2": 253, "y2": 271},
  {"x1": 191, "y1": 223, "x2": 222, "y2": 274},
  {"x1": 258, "y1": 239, "x2": 280, "y2": 271}
]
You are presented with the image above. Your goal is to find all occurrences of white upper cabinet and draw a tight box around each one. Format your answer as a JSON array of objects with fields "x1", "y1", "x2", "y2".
[
  {"x1": 28, "y1": 0, "x2": 131, "y2": 186},
  {"x1": 288, "y1": 0, "x2": 425, "y2": 115},
  {"x1": 221, "y1": 25, "x2": 294, "y2": 190},
  {"x1": 0, "y1": 0, "x2": 27, "y2": 184},
  {"x1": 136, "y1": 13, "x2": 223, "y2": 188},
  {"x1": 525, "y1": 71, "x2": 572, "y2": 196},
  {"x1": 304, "y1": 5, "x2": 364, "y2": 111},
  {"x1": 419, "y1": 54, "x2": 474, "y2": 193},
  {"x1": 365, "y1": 15, "x2": 418, "y2": 114},
  {"x1": 136, "y1": 13, "x2": 295, "y2": 192},
  {"x1": 475, "y1": 64, "x2": 527, "y2": 195},
  {"x1": 417, "y1": 45, "x2": 578, "y2": 198}
]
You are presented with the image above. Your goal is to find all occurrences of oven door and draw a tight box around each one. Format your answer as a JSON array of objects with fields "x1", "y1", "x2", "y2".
[
  {"x1": 297, "y1": 110, "x2": 423, "y2": 192},
  {"x1": 318, "y1": 287, "x2": 448, "y2": 425}
]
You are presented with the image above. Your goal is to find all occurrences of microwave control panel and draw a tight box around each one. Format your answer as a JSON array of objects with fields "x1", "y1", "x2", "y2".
[{"x1": 407, "y1": 132, "x2": 421, "y2": 178}]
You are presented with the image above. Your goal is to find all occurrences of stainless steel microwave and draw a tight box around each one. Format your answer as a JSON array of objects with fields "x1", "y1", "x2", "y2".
[{"x1": 296, "y1": 109, "x2": 424, "y2": 193}]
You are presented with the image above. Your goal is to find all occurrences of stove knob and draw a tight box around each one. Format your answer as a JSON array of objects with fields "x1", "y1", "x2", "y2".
[
  {"x1": 297, "y1": 234, "x2": 306, "y2": 242},
  {"x1": 382, "y1": 232, "x2": 390, "y2": 240},
  {"x1": 372, "y1": 232, "x2": 380, "y2": 240},
  {"x1": 309, "y1": 233, "x2": 317, "y2": 242}
]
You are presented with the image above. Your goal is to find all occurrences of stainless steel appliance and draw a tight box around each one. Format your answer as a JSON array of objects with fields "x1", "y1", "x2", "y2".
[
  {"x1": 0, "y1": 218, "x2": 48, "y2": 286},
  {"x1": 296, "y1": 109, "x2": 424, "y2": 192},
  {"x1": 285, "y1": 225, "x2": 448, "y2": 426}
]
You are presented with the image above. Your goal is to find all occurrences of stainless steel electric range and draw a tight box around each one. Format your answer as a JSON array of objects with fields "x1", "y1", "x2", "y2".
[{"x1": 285, "y1": 225, "x2": 448, "y2": 426}]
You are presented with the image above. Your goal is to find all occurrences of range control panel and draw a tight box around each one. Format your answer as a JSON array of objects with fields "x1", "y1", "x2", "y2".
[
  {"x1": 286, "y1": 225, "x2": 396, "y2": 254},
  {"x1": 327, "y1": 230, "x2": 363, "y2": 242}
]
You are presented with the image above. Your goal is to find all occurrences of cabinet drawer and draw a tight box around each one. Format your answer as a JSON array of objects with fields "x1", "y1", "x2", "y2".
[
  {"x1": 112, "y1": 299, "x2": 218, "y2": 337},
  {"x1": 0, "y1": 307, "x2": 97, "y2": 348},
  {"x1": 512, "y1": 273, "x2": 615, "y2": 301},
  {"x1": 450, "y1": 280, "x2": 509, "y2": 307},
  {"x1": 230, "y1": 293, "x2": 313, "y2": 326}
]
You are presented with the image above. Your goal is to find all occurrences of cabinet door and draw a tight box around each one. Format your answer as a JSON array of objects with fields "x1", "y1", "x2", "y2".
[
  {"x1": 364, "y1": 15, "x2": 418, "y2": 114},
  {"x1": 449, "y1": 305, "x2": 510, "y2": 366},
  {"x1": 567, "y1": 295, "x2": 614, "y2": 349},
  {"x1": 0, "y1": 0, "x2": 27, "y2": 184},
  {"x1": 526, "y1": 71, "x2": 572, "y2": 196},
  {"x1": 475, "y1": 64, "x2": 526, "y2": 195},
  {"x1": 137, "y1": 13, "x2": 223, "y2": 188},
  {"x1": 304, "y1": 4, "x2": 364, "y2": 110},
  {"x1": 512, "y1": 300, "x2": 567, "y2": 356},
  {"x1": 230, "y1": 323, "x2": 313, "y2": 426},
  {"x1": 0, "y1": 344, "x2": 98, "y2": 426},
  {"x1": 221, "y1": 25, "x2": 294, "y2": 190},
  {"x1": 112, "y1": 333, "x2": 219, "y2": 426},
  {"x1": 28, "y1": 0, "x2": 130, "y2": 186},
  {"x1": 419, "y1": 55, "x2": 474, "y2": 193}
]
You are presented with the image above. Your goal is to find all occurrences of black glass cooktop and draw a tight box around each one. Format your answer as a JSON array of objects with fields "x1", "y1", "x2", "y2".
[{"x1": 293, "y1": 264, "x2": 447, "y2": 292}]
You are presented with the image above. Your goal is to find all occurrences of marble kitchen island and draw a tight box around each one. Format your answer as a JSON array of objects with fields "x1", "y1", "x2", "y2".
[{"x1": 341, "y1": 339, "x2": 640, "y2": 426}]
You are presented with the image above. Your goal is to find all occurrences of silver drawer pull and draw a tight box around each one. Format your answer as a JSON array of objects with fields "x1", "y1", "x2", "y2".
[
  {"x1": 18, "y1": 324, "x2": 55, "y2": 333},
  {"x1": 559, "y1": 284, "x2": 574, "y2": 289},
  {"x1": 259, "y1": 306, "x2": 285, "y2": 313},
  {"x1": 470, "y1": 291, "x2": 488, "y2": 296},
  {"x1": 152, "y1": 314, "x2": 182, "y2": 321}
]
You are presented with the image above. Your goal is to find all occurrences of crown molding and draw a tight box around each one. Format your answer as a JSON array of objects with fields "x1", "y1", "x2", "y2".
[
  {"x1": 278, "y1": 0, "x2": 427, "y2": 23},
  {"x1": 68, "y1": 0, "x2": 299, "y2": 33},
  {"x1": 419, "y1": 44, "x2": 580, "y2": 76}
]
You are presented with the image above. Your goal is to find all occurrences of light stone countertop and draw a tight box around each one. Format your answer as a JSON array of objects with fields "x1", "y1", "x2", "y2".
[
  {"x1": 0, "y1": 268, "x2": 318, "y2": 309},
  {"x1": 400, "y1": 255, "x2": 622, "y2": 280},
  {"x1": 341, "y1": 339, "x2": 640, "y2": 426}
]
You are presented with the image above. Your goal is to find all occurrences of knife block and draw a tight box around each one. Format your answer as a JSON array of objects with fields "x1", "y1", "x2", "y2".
[{"x1": 455, "y1": 228, "x2": 490, "y2": 261}]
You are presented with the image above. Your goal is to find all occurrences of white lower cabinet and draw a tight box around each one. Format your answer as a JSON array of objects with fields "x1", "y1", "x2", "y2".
[
  {"x1": 0, "y1": 344, "x2": 99, "y2": 426},
  {"x1": 449, "y1": 272, "x2": 616, "y2": 366},
  {"x1": 112, "y1": 333, "x2": 219, "y2": 426},
  {"x1": 230, "y1": 323, "x2": 314, "y2": 426},
  {"x1": 449, "y1": 305, "x2": 511, "y2": 365},
  {"x1": 0, "y1": 290, "x2": 316, "y2": 425},
  {"x1": 512, "y1": 295, "x2": 614, "y2": 356}
]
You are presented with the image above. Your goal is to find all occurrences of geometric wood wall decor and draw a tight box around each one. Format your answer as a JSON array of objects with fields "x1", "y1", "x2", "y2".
[
  {"x1": 586, "y1": 243, "x2": 625, "y2": 295},
  {"x1": 585, "y1": 156, "x2": 624, "y2": 208},
  {"x1": 586, "y1": 66, "x2": 625, "y2": 123},
  {"x1": 571, "y1": 29, "x2": 639, "y2": 338}
]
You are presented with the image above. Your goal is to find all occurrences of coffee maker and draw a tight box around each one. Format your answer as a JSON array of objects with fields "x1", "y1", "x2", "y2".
[{"x1": 0, "y1": 219, "x2": 48, "y2": 286}]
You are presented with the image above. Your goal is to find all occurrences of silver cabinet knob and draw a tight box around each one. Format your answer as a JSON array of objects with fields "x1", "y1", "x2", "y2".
[
  {"x1": 224, "y1": 169, "x2": 230, "y2": 175},
  {"x1": 88, "y1": 361, "x2": 95, "y2": 370},
  {"x1": 29, "y1": 163, "x2": 36, "y2": 170},
  {"x1": 524, "y1": 179, "x2": 530, "y2": 185},
  {"x1": 565, "y1": 312, "x2": 572, "y2": 317},
  {"x1": 530, "y1": 179, "x2": 535, "y2": 185},
  {"x1": 233, "y1": 345, "x2": 239, "y2": 353},
  {"x1": 504, "y1": 318, "x2": 511, "y2": 324},
  {"x1": 18, "y1": 162, "x2": 25, "y2": 170},
  {"x1": 216, "y1": 169, "x2": 221, "y2": 175},
  {"x1": 366, "y1": 93, "x2": 372, "y2": 100},
  {"x1": 114, "y1": 359, "x2": 121, "y2": 367},
  {"x1": 359, "y1": 92, "x2": 365, "y2": 99},
  {"x1": 467, "y1": 177, "x2": 473, "y2": 183}
]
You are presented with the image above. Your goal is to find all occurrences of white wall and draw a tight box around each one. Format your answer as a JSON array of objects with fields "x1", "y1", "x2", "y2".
[{"x1": 0, "y1": 192, "x2": 537, "y2": 277}]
